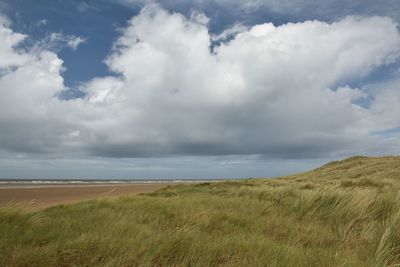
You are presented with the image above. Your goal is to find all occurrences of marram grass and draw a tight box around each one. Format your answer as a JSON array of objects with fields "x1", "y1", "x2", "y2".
[{"x1": 1, "y1": 156, "x2": 400, "y2": 266}]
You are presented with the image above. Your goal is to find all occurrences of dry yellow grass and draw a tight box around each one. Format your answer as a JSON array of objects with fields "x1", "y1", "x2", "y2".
[{"x1": 1, "y1": 156, "x2": 400, "y2": 266}]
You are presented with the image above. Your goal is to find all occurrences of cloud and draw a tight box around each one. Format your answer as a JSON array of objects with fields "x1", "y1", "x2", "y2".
[
  {"x1": 0, "y1": 6, "x2": 400, "y2": 164},
  {"x1": 34, "y1": 32, "x2": 86, "y2": 52},
  {"x1": 77, "y1": 2, "x2": 101, "y2": 13},
  {"x1": 66, "y1": 36, "x2": 86, "y2": 50},
  {"x1": 0, "y1": 19, "x2": 80, "y2": 155},
  {"x1": 368, "y1": 73, "x2": 400, "y2": 130},
  {"x1": 211, "y1": 23, "x2": 249, "y2": 41},
  {"x1": 0, "y1": 23, "x2": 30, "y2": 70},
  {"x1": 0, "y1": 13, "x2": 10, "y2": 27},
  {"x1": 80, "y1": 6, "x2": 400, "y2": 158},
  {"x1": 116, "y1": 0, "x2": 400, "y2": 22},
  {"x1": 36, "y1": 19, "x2": 48, "y2": 27}
]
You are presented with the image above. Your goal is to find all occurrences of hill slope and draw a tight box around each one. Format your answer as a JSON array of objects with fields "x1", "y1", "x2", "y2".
[
  {"x1": 307, "y1": 156, "x2": 400, "y2": 181},
  {"x1": 283, "y1": 156, "x2": 400, "y2": 189},
  {"x1": 1, "y1": 156, "x2": 400, "y2": 266}
]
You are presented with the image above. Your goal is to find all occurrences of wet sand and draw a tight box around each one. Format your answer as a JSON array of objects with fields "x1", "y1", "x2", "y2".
[{"x1": 0, "y1": 183, "x2": 168, "y2": 209}]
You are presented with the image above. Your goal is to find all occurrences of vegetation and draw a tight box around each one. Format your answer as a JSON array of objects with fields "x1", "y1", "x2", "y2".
[{"x1": 1, "y1": 156, "x2": 400, "y2": 266}]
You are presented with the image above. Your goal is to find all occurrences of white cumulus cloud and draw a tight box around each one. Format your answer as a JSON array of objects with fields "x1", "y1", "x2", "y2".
[
  {"x1": 0, "y1": 5, "x2": 400, "y2": 164},
  {"x1": 78, "y1": 6, "x2": 400, "y2": 158}
]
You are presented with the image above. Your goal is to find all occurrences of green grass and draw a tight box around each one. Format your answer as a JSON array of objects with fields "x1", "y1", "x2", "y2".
[{"x1": 1, "y1": 156, "x2": 400, "y2": 266}]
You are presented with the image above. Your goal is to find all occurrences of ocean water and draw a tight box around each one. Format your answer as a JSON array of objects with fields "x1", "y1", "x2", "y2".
[{"x1": 0, "y1": 179, "x2": 221, "y2": 189}]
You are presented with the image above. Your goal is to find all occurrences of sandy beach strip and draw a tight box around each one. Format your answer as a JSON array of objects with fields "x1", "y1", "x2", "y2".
[{"x1": 0, "y1": 183, "x2": 169, "y2": 209}]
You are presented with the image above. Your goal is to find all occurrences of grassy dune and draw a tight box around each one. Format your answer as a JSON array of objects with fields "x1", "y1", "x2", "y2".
[{"x1": 1, "y1": 156, "x2": 400, "y2": 266}]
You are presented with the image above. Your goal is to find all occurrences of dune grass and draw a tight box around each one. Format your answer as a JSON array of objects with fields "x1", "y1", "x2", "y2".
[{"x1": 1, "y1": 156, "x2": 400, "y2": 266}]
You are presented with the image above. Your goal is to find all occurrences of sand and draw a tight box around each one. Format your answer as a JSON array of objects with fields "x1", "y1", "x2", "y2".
[{"x1": 0, "y1": 183, "x2": 168, "y2": 209}]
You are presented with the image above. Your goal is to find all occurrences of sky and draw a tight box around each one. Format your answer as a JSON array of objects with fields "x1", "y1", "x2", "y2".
[{"x1": 0, "y1": 0, "x2": 400, "y2": 179}]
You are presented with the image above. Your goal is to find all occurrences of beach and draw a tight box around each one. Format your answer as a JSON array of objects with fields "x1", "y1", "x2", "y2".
[{"x1": 0, "y1": 183, "x2": 169, "y2": 209}]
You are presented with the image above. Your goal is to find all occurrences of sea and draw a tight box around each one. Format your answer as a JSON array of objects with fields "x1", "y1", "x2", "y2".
[{"x1": 0, "y1": 179, "x2": 223, "y2": 189}]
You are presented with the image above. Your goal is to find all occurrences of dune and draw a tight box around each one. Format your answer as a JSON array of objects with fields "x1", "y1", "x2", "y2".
[{"x1": 1, "y1": 156, "x2": 400, "y2": 266}]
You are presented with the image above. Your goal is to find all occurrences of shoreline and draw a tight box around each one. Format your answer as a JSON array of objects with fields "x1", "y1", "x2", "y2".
[
  {"x1": 0, "y1": 182, "x2": 172, "y2": 189},
  {"x1": 0, "y1": 179, "x2": 219, "y2": 189},
  {"x1": 0, "y1": 183, "x2": 172, "y2": 209}
]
